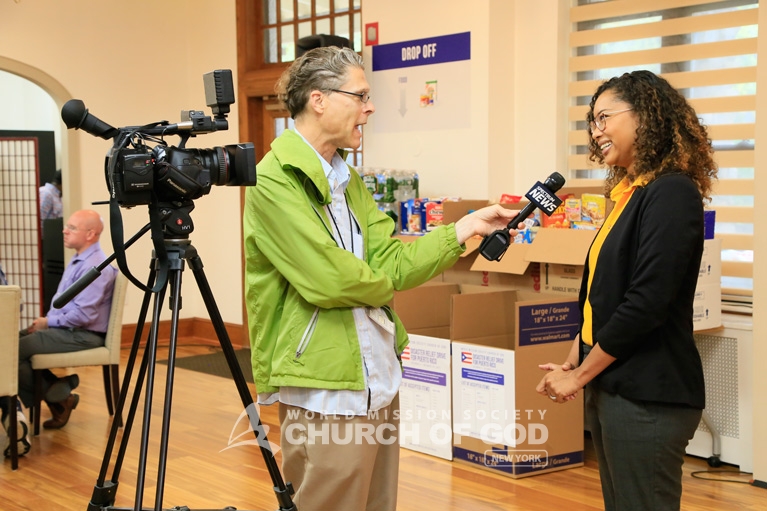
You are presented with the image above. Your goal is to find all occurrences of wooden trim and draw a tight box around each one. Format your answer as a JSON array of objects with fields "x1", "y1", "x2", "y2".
[
  {"x1": 569, "y1": 39, "x2": 757, "y2": 72},
  {"x1": 571, "y1": 9, "x2": 757, "y2": 47},
  {"x1": 568, "y1": 124, "x2": 755, "y2": 145},
  {"x1": 713, "y1": 179, "x2": 755, "y2": 195},
  {"x1": 717, "y1": 233, "x2": 753, "y2": 251},
  {"x1": 567, "y1": 150, "x2": 755, "y2": 171},
  {"x1": 571, "y1": 0, "x2": 733, "y2": 23},
  {"x1": 569, "y1": 95, "x2": 757, "y2": 119},
  {"x1": 713, "y1": 205, "x2": 754, "y2": 223},
  {"x1": 722, "y1": 260, "x2": 752, "y2": 278},
  {"x1": 569, "y1": 67, "x2": 758, "y2": 97},
  {"x1": 121, "y1": 317, "x2": 245, "y2": 349},
  {"x1": 712, "y1": 150, "x2": 755, "y2": 168}
]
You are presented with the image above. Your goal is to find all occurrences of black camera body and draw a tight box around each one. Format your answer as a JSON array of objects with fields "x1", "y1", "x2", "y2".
[
  {"x1": 63, "y1": 69, "x2": 256, "y2": 209},
  {"x1": 109, "y1": 140, "x2": 256, "y2": 206}
]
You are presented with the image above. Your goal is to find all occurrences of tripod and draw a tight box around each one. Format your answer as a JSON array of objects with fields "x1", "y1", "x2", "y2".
[{"x1": 86, "y1": 234, "x2": 296, "y2": 511}]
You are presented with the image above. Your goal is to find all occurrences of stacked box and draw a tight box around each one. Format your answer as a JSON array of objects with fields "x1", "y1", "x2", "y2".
[
  {"x1": 693, "y1": 238, "x2": 722, "y2": 331},
  {"x1": 391, "y1": 284, "x2": 585, "y2": 478}
]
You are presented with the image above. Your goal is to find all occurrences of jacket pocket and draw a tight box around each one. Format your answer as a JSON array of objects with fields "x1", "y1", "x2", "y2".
[{"x1": 295, "y1": 306, "x2": 319, "y2": 359}]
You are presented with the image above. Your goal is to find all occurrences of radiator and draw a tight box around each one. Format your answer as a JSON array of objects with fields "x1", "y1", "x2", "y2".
[{"x1": 689, "y1": 314, "x2": 753, "y2": 471}]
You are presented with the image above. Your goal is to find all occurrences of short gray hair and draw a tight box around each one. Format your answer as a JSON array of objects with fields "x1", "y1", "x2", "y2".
[{"x1": 276, "y1": 46, "x2": 365, "y2": 118}]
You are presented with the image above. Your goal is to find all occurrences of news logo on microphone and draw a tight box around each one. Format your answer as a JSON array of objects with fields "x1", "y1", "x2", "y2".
[
  {"x1": 525, "y1": 182, "x2": 563, "y2": 216},
  {"x1": 479, "y1": 172, "x2": 566, "y2": 262}
]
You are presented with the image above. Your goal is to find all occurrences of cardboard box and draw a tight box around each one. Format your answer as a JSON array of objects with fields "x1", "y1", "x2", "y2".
[
  {"x1": 694, "y1": 238, "x2": 722, "y2": 331},
  {"x1": 436, "y1": 192, "x2": 602, "y2": 292},
  {"x1": 392, "y1": 284, "x2": 584, "y2": 478},
  {"x1": 471, "y1": 228, "x2": 596, "y2": 296},
  {"x1": 392, "y1": 281, "x2": 459, "y2": 339},
  {"x1": 442, "y1": 199, "x2": 499, "y2": 225},
  {"x1": 693, "y1": 282, "x2": 722, "y2": 331},
  {"x1": 451, "y1": 291, "x2": 584, "y2": 478},
  {"x1": 698, "y1": 238, "x2": 722, "y2": 286},
  {"x1": 399, "y1": 334, "x2": 453, "y2": 460}
]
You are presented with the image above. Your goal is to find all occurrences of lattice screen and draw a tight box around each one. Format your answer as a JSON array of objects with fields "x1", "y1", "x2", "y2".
[
  {"x1": 0, "y1": 137, "x2": 42, "y2": 326},
  {"x1": 695, "y1": 333, "x2": 740, "y2": 439}
]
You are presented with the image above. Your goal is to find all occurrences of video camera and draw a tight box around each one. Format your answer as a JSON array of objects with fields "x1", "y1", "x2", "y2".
[{"x1": 61, "y1": 69, "x2": 256, "y2": 209}]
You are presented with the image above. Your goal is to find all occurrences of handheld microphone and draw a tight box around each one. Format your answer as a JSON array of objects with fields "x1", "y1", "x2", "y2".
[
  {"x1": 479, "y1": 172, "x2": 566, "y2": 261},
  {"x1": 61, "y1": 99, "x2": 119, "y2": 140}
]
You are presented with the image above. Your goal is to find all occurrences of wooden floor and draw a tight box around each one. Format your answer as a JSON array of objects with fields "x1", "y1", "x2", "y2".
[{"x1": 1, "y1": 342, "x2": 762, "y2": 510}]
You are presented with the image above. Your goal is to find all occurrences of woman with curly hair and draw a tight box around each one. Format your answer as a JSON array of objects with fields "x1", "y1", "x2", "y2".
[{"x1": 536, "y1": 70, "x2": 717, "y2": 511}]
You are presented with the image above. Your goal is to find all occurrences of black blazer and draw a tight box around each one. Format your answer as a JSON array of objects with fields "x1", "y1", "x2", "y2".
[{"x1": 578, "y1": 173, "x2": 705, "y2": 409}]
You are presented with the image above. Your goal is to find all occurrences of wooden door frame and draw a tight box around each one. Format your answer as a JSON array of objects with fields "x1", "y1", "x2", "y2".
[{"x1": 236, "y1": 0, "x2": 293, "y2": 344}]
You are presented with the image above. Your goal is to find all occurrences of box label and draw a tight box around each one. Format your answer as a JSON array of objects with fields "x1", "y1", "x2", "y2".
[
  {"x1": 518, "y1": 301, "x2": 580, "y2": 346},
  {"x1": 461, "y1": 367, "x2": 505, "y2": 385},
  {"x1": 403, "y1": 366, "x2": 447, "y2": 386},
  {"x1": 399, "y1": 335, "x2": 453, "y2": 460},
  {"x1": 453, "y1": 447, "x2": 584, "y2": 475}
]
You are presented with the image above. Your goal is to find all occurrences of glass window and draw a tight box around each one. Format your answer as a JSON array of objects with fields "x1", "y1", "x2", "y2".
[
  {"x1": 569, "y1": 0, "x2": 758, "y2": 298},
  {"x1": 259, "y1": 0, "x2": 361, "y2": 64}
]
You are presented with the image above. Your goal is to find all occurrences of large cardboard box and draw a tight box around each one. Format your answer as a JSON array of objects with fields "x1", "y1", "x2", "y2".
[
  {"x1": 450, "y1": 290, "x2": 584, "y2": 478},
  {"x1": 398, "y1": 334, "x2": 453, "y2": 460},
  {"x1": 439, "y1": 190, "x2": 600, "y2": 292},
  {"x1": 470, "y1": 228, "x2": 597, "y2": 296},
  {"x1": 694, "y1": 238, "x2": 722, "y2": 331},
  {"x1": 392, "y1": 283, "x2": 585, "y2": 478}
]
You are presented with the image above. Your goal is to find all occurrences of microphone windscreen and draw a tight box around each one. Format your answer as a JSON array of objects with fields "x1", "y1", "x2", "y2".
[{"x1": 61, "y1": 99, "x2": 87, "y2": 129}]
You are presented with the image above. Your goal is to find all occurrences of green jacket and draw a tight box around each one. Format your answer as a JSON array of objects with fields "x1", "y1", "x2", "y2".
[{"x1": 243, "y1": 130, "x2": 464, "y2": 394}]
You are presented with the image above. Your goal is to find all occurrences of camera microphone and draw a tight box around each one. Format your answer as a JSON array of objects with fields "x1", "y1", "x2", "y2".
[
  {"x1": 61, "y1": 99, "x2": 119, "y2": 140},
  {"x1": 479, "y1": 171, "x2": 566, "y2": 261}
]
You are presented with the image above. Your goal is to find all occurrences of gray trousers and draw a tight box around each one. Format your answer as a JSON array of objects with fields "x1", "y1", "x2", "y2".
[
  {"x1": 17, "y1": 328, "x2": 105, "y2": 408},
  {"x1": 585, "y1": 383, "x2": 702, "y2": 511}
]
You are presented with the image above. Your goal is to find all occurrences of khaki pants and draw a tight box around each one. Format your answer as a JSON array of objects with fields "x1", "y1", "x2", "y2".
[{"x1": 279, "y1": 395, "x2": 400, "y2": 511}]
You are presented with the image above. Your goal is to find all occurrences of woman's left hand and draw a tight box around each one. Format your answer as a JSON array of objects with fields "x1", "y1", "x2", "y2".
[{"x1": 536, "y1": 365, "x2": 580, "y2": 403}]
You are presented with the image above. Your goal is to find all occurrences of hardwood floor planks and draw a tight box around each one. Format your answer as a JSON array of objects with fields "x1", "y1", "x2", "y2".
[{"x1": 1, "y1": 343, "x2": 763, "y2": 510}]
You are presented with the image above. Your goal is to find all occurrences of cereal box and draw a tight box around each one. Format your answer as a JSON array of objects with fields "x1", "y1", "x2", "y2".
[
  {"x1": 565, "y1": 198, "x2": 582, "y2": 223},
  {"x1": 581, "y1": 193, "x2": 606, "y2": 226},
  {"x1": 541, "y1": 194, "x2": 574, "y2": 229}
]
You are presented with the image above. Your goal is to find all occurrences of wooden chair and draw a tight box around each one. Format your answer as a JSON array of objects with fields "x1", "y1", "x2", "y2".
[
  {"x1": 30, "y1": 272, "x2": 127, "y2": 435},
  {"x1": 0, "y1": 285, "x2": 22, "y2": 469}
]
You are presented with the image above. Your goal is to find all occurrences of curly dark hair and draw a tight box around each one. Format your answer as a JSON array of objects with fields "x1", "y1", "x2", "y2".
[{"x1": 587, "y1": 70, "x2": 717, "y2": 201}]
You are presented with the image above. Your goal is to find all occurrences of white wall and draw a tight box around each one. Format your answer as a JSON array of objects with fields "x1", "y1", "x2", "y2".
[
  {"x1": 362, "y1": 0, "x2": 569, "y2": 200},
  {"x1": 0, "y1": 0, "x2": 243, "y2": 325},
  {"x1": 0, "y1": 69, "x2": 60, "y2": 137}
]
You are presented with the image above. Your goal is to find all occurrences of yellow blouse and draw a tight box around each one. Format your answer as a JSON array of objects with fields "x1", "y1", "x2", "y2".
[{"x1": 581, "y1": 175, "x2": 650, "y2": 346}]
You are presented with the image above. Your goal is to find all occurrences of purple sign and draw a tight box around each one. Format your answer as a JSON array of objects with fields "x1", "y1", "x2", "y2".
[
  {"x1": 518, "y1": 301, "x2": 580, "y2": 347},
  {"x1": 372, "y1": 32, "x2": 471, "y2": 71},
  {"x1": 461, "y1": 368, "x2": 504, "y2": 386}
]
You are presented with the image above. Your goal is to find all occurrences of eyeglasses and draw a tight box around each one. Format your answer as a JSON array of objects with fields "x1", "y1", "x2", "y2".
[
  {"x1": 590, "y1": 108, "x2": 633, "y2": 132},
  {"x1": 64, "y1": 224, "x2": 90, "y2": 233},
  {"x1": 330, "y1": 89, "x2": 371, "y2": 104}
]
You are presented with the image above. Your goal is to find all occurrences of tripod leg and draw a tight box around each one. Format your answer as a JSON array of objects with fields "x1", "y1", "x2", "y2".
[
  {"x1": 89, "y1": 267, "x2": 158, "y2": 511},
  {"x1": 153, "y1": 265, "x2": 185, "y2": 508},
  {"x1": 132, "y1": 275, "x2": 171, "y2": 511},
  {"x1": 187, "y1": 253, "x2": 296, "y2": 511}
]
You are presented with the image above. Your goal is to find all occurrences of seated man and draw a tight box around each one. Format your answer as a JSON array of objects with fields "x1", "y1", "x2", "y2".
[{"x1": 1, "y1": 210, "x2": 117, "y2": 456}]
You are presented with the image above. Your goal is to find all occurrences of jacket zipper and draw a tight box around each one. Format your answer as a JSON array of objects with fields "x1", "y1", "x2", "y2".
[{"x1": 295, "y1": 307, "x2": 320, "y2": 359}]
